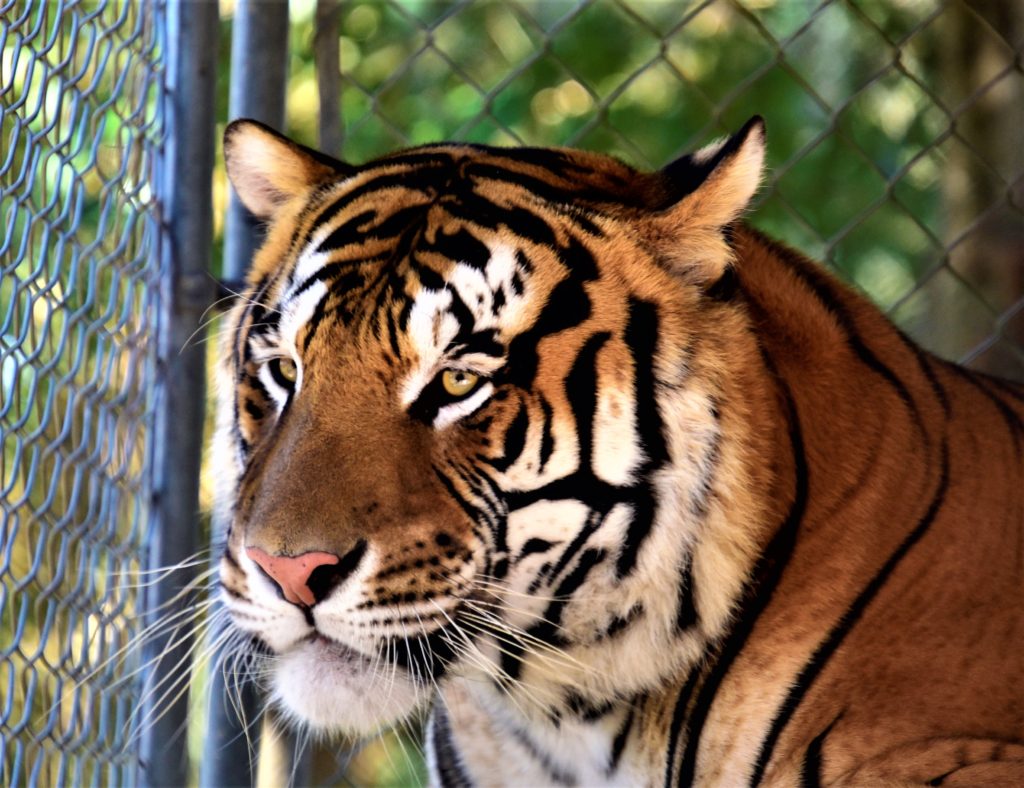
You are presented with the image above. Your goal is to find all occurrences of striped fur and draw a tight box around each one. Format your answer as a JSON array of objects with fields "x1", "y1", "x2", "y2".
[{"x1": 212, "y1": 118, "x2": 1024, "y2": 786}]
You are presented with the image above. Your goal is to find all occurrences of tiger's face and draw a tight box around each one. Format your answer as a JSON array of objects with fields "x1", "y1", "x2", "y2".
[{"x1": 214, "y1": 120, "x2": 769, "y2": 735}]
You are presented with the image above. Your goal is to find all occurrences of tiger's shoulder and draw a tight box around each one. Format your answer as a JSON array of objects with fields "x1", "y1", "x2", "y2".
[{"x1": 213, "y1": 117, "x2": 1024, "y2": 787}]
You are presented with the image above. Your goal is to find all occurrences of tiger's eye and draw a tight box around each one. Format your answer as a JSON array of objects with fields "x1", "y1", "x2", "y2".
[
  {"x1": 274, "y1": 357, "x2": 298, "y2": 384},
  {"x1": 441, "y1": 369, "x2": 479, "y2": 398}
]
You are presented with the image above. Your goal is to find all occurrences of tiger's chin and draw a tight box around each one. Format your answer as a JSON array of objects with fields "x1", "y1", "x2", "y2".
[{"x1": 268, "y1": 636, "x2": 427, "y2": 734}]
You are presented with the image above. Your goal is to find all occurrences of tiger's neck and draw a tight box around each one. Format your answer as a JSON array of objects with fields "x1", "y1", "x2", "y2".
[
  {"x1": 659, "y1": 227, "x2": 951, "y2": 785},
  {"x1": 426, "y1": 232, "x2": 803, "y2": 784},
  {"x1": 432, "y1": 229, "x2": 934, "y2": 785}
]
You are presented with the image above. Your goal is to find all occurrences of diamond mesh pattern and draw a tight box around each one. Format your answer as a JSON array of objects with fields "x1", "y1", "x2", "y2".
[
  {"x1": 0, "y1": 1, "x2": 163, "y2": 784},
  {"x1": 305, "y1": 0, "x2": 1023, "y2": 381}
]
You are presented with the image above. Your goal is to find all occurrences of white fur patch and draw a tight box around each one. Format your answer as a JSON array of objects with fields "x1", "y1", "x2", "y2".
[
  {"x1": 402, "y1": 287, "x2": 458, "y2": 407},
  {"x1": 693, "y1": 135, "x2": 728, "y2": 165},
  {"x1": 272, "y1": 639, "x2": 426, "y2": 733},
  {"x1": 434, "y1": 382, "x2": 495, "y2": 430},
  {"x1": 592, "y1": 385, "x2": 643, "y2": 485},
  {"x1": 507, "y1": 499, "x2": 591, "y2": 559},
  {"x1": 286, "y1": 245, "x2": 331, "y2": 300}
]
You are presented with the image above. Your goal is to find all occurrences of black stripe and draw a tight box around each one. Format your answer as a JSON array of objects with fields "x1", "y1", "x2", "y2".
[
  {"x1": 443, "y1": 192, "x2": 560, "y2": 249},
  {"x1": 507, "y1": 726, "x2": 574, "y2": 786},
  {"x1": 749, "y1": 443, "x2": 950, "y2": 785},
  {"x1": 800, "y1": 713, "x2": 841, "y2": 788},
  {"x1": 386, "y1": 305, "x2": 401, "y2": 358},
  {"x1": 557, "y1": 234, "x2": 599, "y2": 281},
  {"x1": 598, "y1": 603, "x2": 644, "y2": 641},
  {"x1": 537, "y1": 547, "x2": 606, "y2": 638},
  {"x1": 675, "y1": 553, "x2": 698, "y2": 630},
  {"x1": 466, "y1": 162, "x2": 615, "y2": 211},
  {"x1": 502, "y1": 548, "x2": 606, "y2": 680},
  {"x1": 457, "y1": 467, "x2": 502, "y2": 533},
  {"x1": 425, "y1": 226, "x2": 491, "y2": 270},
  {"x1": 616, "y1": 299, "x2": 669, "y2": 578},
  {"x1": 704, "y1": 265, "x2": 740, "y2": 302},
  {"x1": 446, "y1": 286, "x2": 478, "y2": 336},
  {"x1": 505, "y1": 473, "x2": 619, "y2": 513},
  {"x1": 947, "y1": 363, "x2": 1023, "y2": 459},
  {"x1": 609, "y1": 705, "x2": 636, "y2": 774},
  {"x1": 981, "y1": 372, "x2": 1024, "y2": 403},
  {"x1": 755, "y1": 229, "x2": 926, "y2": 436},
  {"x1": 504, "y1": 276, "x2": 591, "y2": 389},
  {"x1": 486, "y1": 401, "x2": 529, "y2": 472},
  {"x1": 447, "y1": 330, "x2": 504, "y2": 358},
  {"x1": 433, "y1": 467, "x2": 482, "y2": 527},
  {"x1": 306, "y1": 168, "x2": 442, "y2": 238},
  {"x1": 516, "y1": 538, "x2": 558, "y2": 562},
  {"x1": 314, "y1": 208, "x2": 377, "y2": 253},
  {"x1": 222, "y1": 549, "x2": 242, "y2": 571},
  {"x1": 567, "y1": 332, "x2": 612, "y2": 470},
  {"x1": 372, "y1": 149, "x2": 462, "y2": 170},
  {"x1": 538, "y1": 396, "x2": 555, "y2": 472},
  {"x1": 565, "y1": 691, "x2": 614, "y2": 721},
  {"x1": 547, "y1": 507, "x2": 610, "y2": 585},
  {"x1": 431, "y1": 705, "x2": 473, "y2": 788},
  {"x1": 674, "y1": 366, "x2": 809, "y2": 787},
  {"x1": 243, "y1": 398, "x2": 264, "y2": 421},
  {"x1": 663, "y1": 664, "x2": 703, "y2": 787},
  {"x1": 906, "y1": 340, "x2": 950, "y2": 417}
]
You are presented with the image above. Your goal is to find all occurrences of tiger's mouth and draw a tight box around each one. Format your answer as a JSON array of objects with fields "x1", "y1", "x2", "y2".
[
  {"x1": 268, "y1": 627, "x2": 431, "y2": 733},
  {"x1": 304, "y1": 632, "x2": 370, "y2": 665}
]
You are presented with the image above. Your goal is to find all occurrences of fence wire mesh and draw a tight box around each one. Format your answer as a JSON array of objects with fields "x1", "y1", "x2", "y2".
[
  {"x1": 292, "y1": 0, "x2": 1023, "y2": 384},
  {"x1": 0, "y1": 0, "x2": 164, "y2": 784}
]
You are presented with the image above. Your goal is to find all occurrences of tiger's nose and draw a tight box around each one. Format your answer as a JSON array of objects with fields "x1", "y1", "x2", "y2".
[{"x1": 246, "y1": 543, "x2": 366, "y2": 607}]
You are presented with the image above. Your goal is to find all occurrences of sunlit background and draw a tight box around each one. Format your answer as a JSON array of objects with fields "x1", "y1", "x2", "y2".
[{"x1": 2, "y1": 0, "x2": 1021, "y2": 785}]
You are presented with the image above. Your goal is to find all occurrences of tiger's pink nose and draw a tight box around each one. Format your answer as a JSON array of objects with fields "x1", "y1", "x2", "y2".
[{"x1": 246, "y1": 547, "x2": 340, "y2": 607}]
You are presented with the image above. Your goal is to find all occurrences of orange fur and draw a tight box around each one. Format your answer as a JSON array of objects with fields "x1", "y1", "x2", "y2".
[{"x1": 212, "y1": 119, "x2": 1023, "y2": 786}]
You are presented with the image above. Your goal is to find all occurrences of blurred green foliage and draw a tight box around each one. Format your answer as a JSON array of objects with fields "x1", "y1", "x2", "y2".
[
  {"x1": 212, "y1": 0, "x2": 1023, "y2": 372},
  {"x1": 276, "y1": 0, "x2": 948, "y2": 310}
]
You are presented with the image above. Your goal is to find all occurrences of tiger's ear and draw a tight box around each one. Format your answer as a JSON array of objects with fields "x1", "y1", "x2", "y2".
[
  {"x1": 651, "y1": 116, "x2": 766, "y2": 284},
  {"x1": 223, "y1": 119, "x2": 354, "y2": 220}
]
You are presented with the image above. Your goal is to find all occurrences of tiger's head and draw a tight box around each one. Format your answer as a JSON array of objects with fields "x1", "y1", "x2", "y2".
[{"x1": 214, "y1": 118, "x2": 777, "y2": 736}]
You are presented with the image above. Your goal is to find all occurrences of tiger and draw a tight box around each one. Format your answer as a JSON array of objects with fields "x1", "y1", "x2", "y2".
[{"x1": 212, "y1": 115, "x2": 1024, "y2": 787}]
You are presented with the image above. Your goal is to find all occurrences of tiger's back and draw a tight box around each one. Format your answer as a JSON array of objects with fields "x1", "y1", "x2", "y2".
[{"x1": 214, "y1": 117, "x2": 1023, "y2": 786}]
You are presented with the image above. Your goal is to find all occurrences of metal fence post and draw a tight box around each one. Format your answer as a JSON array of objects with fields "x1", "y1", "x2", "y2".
[
  {"x1": 222, "y1": 0, "x2": 290, "y2": 284},
  {"x1": 142, "y1": 0, "x2": 219, "y2": 785},
  {"x1": 202, "y1": 1, "x2": 294, "y2": 786}
]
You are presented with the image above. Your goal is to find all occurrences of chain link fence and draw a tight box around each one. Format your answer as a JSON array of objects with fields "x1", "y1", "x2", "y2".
[
  {"x1": 295, "y1": 0, "x2": 1023, "y2": 381},
  {"x1": 2, "y1": 0, "x2": 1022, "y2": 786},
  {"x1": 1, "y1": 0, "x2": 168, "y2": 784}
]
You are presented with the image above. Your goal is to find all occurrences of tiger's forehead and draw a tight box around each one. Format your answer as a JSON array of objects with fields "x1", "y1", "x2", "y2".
[
  {"x1": 326, "y1": 142, "x2": 657, "y2": 204},
  {"x1": 248, "y1": 222, "x2": 527, "y2": 376},
  {"x1": 239, "y1": 142, "x2": 669, "y2": 377}
]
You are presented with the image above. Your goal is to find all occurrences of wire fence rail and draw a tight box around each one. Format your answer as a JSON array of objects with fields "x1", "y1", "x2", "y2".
[{"x1": 1, "y1": 0, "x2": 1022, "y2": 786}]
